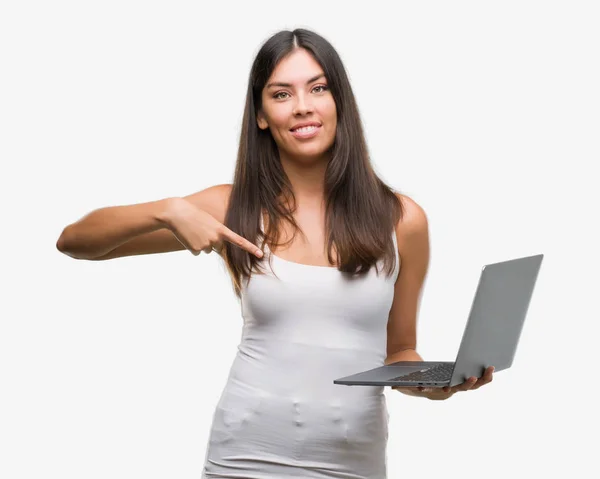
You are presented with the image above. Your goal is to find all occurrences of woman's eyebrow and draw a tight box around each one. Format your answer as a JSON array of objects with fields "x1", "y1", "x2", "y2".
[{"x1": 266, "y1": 73, "x2": 326, "y2": 89}]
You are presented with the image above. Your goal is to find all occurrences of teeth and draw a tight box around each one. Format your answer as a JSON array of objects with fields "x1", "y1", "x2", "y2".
[{"x1": 293, "y1": 125, "x2": 318, "y2": 133}]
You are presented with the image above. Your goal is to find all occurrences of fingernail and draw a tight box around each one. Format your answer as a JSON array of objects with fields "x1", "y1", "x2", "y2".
[{"x1": 256, "y1": 249, "x2": 263, "y2": 257}]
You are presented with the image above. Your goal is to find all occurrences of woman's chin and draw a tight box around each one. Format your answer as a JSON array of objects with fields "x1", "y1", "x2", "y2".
[{"x1": 294, "y1": 141, "x2": 334, "y2": 157}]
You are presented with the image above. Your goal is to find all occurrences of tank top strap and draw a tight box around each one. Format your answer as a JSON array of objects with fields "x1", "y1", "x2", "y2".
[
  {"x1": 259, "y1": 212, "x2": 271, "y2": 253},
  {"x1": 391, "y1": 225, "x2": 398, "y2": 255},
  {"x1": 391, "y1": 224, "x2": 401, "y2": 272}
]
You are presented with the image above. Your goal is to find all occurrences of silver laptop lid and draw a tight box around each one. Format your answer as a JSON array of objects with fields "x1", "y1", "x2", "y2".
[{"x1": 449, "y1": 254, "x2": 544, "y2": 386}]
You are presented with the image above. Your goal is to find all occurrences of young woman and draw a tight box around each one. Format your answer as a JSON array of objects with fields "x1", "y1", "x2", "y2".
[{"x1": 57, "y1": 28, "x2": 493, "y2": 479}]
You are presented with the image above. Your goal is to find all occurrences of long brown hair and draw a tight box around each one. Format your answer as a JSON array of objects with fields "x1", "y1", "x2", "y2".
[{"x1": 223, "y1": 28, "x2": 404, "y2": 297}]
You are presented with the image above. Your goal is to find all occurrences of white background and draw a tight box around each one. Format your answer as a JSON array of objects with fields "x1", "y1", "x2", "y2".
[{"x1": 1, "y1": 1, "x2": 598, "y2": 478}]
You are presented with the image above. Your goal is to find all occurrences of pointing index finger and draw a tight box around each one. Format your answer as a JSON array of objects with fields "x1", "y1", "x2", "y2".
[{"x1": 221, "y1": 226, "x2": 263, "y2": 257}]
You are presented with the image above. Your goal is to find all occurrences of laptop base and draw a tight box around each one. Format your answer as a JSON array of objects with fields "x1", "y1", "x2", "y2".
[{"x1": 333, "y1": 361, "x2": 454, "y2": 387}]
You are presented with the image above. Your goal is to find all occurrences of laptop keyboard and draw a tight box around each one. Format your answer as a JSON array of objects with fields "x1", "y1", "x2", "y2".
[{"x1": 390, "y1": 363, "x2": 454, "y2": 382}]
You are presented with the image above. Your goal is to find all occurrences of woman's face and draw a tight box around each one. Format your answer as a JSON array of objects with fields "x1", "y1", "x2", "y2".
[{"x1": 257, "y1": 48, "x2": 337, "y2": 163}]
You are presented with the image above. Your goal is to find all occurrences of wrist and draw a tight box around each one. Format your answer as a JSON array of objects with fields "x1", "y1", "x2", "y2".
[{"x1": 155, "y1": 197, "x2": 184, "y2": 229}]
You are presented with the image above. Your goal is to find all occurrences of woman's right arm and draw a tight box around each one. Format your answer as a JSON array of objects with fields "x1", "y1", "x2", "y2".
[{"x1": 56, "y1": 184, "x2": 231, "y2": 260}]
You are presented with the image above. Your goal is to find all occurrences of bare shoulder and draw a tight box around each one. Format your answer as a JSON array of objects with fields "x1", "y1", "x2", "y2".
[
  {"x1": 184, "y1": 183, "x2": 233, "y2": 224},
  {"x1": 393, "y1": 192, "x2": 429, "y2": 250}
]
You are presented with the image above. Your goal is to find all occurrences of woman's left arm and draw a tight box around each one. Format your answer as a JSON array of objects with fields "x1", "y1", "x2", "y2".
[
  {"x1": 384, "y1": 194, "x2": 430, "y2": 371},
  {"x1": 385, "y1": 195, "x2": 495, "y2": 401}
]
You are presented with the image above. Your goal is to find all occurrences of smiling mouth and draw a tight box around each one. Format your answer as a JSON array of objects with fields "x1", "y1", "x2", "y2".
[{"x1": 290, "y1": 125, "x2": 321, "y2": 138}]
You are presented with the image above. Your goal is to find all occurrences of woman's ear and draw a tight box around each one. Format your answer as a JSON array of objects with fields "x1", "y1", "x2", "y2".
[{"x1": 257, "y1": 110, "x2": 268, "y2": 130}]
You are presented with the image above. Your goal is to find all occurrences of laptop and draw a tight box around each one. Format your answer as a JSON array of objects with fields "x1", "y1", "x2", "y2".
[{"x1": 333, "y1": 253, "x2": 544, "y2": 388}]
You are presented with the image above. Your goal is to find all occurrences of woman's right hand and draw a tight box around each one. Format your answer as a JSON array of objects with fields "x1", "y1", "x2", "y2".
[{"x1": 160, "y1": 197, "x2": 263, "y2": 258}]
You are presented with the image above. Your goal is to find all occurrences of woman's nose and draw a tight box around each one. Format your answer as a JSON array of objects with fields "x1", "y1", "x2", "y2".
[{"x1": 293, "y1": 94, "x2": 314, "y2": 115}]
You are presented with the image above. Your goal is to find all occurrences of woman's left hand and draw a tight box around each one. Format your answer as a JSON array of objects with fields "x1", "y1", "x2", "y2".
[{"x1": 392, "y1": 366, "x2": 495, "y2": 400}]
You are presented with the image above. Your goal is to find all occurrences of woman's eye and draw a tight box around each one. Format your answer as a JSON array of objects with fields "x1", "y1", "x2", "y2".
[{"x1": 273, "y1": 85, "x2": 328, "y2": 100}]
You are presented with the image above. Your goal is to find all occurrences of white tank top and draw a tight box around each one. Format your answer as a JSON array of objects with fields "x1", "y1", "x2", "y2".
[{"x1": 202, "y1": 215, "x2": 401, "y2": 479}]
